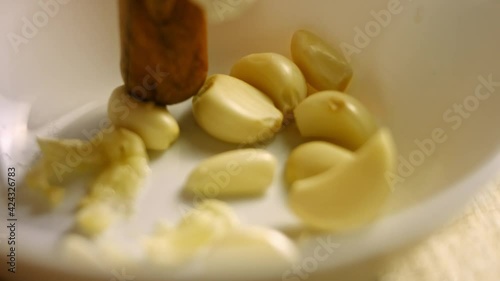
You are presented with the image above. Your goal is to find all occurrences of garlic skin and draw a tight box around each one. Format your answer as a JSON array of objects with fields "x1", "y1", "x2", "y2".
[
  {"x1": 108, "y1": 86, "x2": 180, "y2": 151},
  {"x1": 76, "y1": 203, "x2": 117, "y2": 237},
  {"x1": 192, "y1": 74, "x2": 283, "y2": 144},
  {"x1": 288, "y1": 128, "x2": 397, "y2": 231},
  {"x1": 294, "y1": 90, "x2": 378, "y2": 150},
  {"x1": 285, "y1": 141, "x2": 355, "y2": 185},
  {"x1": 291, "y1": 30, "x2": 353, "y2": 92},
  {"x1": 185, "y1": 149, "x2": 277, "y2": 198},
  {"x1": 230, "y1": 53, "x2": 308, "y2": 116}
]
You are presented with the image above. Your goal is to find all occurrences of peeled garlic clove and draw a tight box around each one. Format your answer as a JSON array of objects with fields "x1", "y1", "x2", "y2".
[
  {"x1": 37, "y1": 138, "x2": 105, "y2": 168},
  {"x1": 146, "y1": 217, "x2": 224, "y2": 267},
  {"x1": 77, "y1": 158, "x2": 149, "y2": 236},
  {"x1": 84, "y1": 156, "x2": 149, "y2": 210},
  {"x1": 286, "y1": 141, "x2": 354, "y2": 185},
  {"x1": 99, "y1": 128, "x2": 148, "y2": 162},
  {"x1": 288, "y1": 128, "x2": 397, "y2": 231},
  {"x1": 192, "y1": 74, "x2": 283, "y2": 144},
  {"x1": 291, "y1": 30, "x2": 353, "y2": 91},
  {"x1": 230, "y1": 53, "x2": 307, "y2": 116},
  {"x1": 204, "y1": 226, "x2": 299, "y2": 279},
  {"x1": 145, "y1": 200, "x2": 239, "y2": 267},
  {"x1": 76, "y1": 203, "x2": 117, "y2": 236},
  {"x1": 185, "y1": 149, "x2": 277, "y2": 198},
  {"x1": 294, "y1": 91, "x2": 377, "y2": 150},
  {"x1": 108, "y1": 86, "x2": 180, "y2": 150}
]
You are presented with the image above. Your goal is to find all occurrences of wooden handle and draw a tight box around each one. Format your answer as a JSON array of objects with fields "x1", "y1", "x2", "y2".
[{"x1": 119, "y1": 0, "x2": 208, "y2": 105}]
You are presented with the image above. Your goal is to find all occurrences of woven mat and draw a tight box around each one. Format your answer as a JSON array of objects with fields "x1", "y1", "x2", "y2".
[{"x1": 379, "y1": 172, "x2": 500, "y2": 281}]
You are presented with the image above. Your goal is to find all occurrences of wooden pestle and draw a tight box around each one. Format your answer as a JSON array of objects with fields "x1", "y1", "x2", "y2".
[{"x1": 119, "y1": 0, "x2": 208, "y2": 105}]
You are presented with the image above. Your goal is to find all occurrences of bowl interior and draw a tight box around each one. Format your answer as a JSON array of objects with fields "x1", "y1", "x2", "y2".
[{"x1": 2, "y1": 0, "x2": 500, "y2": 280}]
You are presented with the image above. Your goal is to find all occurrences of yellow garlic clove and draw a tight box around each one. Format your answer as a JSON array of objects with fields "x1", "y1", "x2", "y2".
[
  {"x1": 87, "y1": 158, "x2": 149, "y2": 202},
  {"x1": 145, "y1": 200, "x2": 239, "y2": 267},
  {"x1": 76, "y1": 203, "x2": 117, "y2": 236},
  {"x1": 184, "y1": 149, "x2": 277, "y2": 198},
  {"x1": 291, "y1": 30, "x2": 353, "y2": 91},
  {"x1": 288, "y1": 128, "x2": 397, "y2": 231},
  {"x1": 286, "y1": 141, "x2": 354, "y2": 185},
  {"x1": 230, "y1": 53, "x2": 308, "y2": 116},
  {"x1": 108, "y1": 86, "x2": 180, "y2": 151},
  {"x1": 192, "y1": 74, "x2": 283, "y2": 144},
  {"x1": 99, "y1": 128, "x2": 148, "y2": 162},
  {"x1": 294, "y1": 91, "x2": 378, "y2": 150},
  {"x1": 37, "y1": 138, "x2": 105, "y2": 169}
]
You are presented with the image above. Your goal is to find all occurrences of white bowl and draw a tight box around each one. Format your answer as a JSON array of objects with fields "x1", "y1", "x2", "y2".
[{"x1": 1, "y1": 0, "x2": 500, "y2": 280}]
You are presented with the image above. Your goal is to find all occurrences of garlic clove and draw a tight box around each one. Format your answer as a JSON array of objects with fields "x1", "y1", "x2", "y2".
[
  {"x1": 286, "y1": 141, "x2": 354, "y2": 185},
  {"x1": 37, "y1": 138, "x2": 105, "y2": 169},
  {"x1": 294, "y1": 90, "x2": 378, "y2": 150},
  {"x1": 76, "y1": 203, "x2": 117, "y2": 236},
  {"x1": 99, "y1": 127, "x2": 148, "y2": 162},
  {"x1": 192, "y1": 74, "x2": 283, "y2": 144},
  {"x1": 230, "y1": 53, "x2": 308, "y2": 116},
  {"x1": 145, "y1": 200, "x2": 239, "y2": 267},
  {"x1": 288, "y1": 128, "x2": 397, "y2": 231},
  {"x1": 184, "y1": 149, "x2": 277, "y2": 198},
  {"x1": 291, "y1": 30, "x2": 353, "y2": 92},
  {"x1": 108, "y1": 86, "x2": 180, "y2": 151}
]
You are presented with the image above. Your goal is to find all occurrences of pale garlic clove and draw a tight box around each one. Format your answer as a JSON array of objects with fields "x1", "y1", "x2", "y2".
[
  {"x1": 192, "y1": 74, "x2": 283, "y2": 144},
  {"x1": 24, "y1": 160, "x2": 66, "y2": 205},
  {"x1": 291, "y1": 30, "x2": 353, "y2": 91},
  {"x1": 286, "y1": 141, "x2": 354, "y2": 185},
  {"x1": 288, "y1": 128, "x2": 397, "y2": 231},
  {"x1": 37, "y1": 138, "x2": 105, "y2": 169},
  {"x1": 86, "y1": 158, "x2": 149, "y2": 203},
  {"x1": 25, "y1": 128, "x2": 147, "y2": 206},
  {"x1": 145, "y1": 215, "x2": 226, "y2": 267},
  {"x1": 294, "y1": 91, "x2": 378, "y2": 150},
  {"x1": 145, "y1": 200, "x2": 239, "y2": 267},
  {"x1": 230, "y1": 53, "x2": 307, "y2": 116},
  {"x1": 108, "y1": 86, "x2": 180, "y2": 151},
  {"x1": 99, "y1": 127, "x2": 149, "y2": 162},
  {"x1": 184, "y1": 149, "x2": 277, "y2": 198},
  {"x1": 76, "y1": 203, "x2": 117, "y2": 236},
  {"x1": 144, "y1": 200, "x2": 298, "y2": 272},
  {"x1": 77, "y1": 157, "x2": 150, "y2": 236},
  {"x1": 204, "y1": 226, "x2": 299, "y2": 279},
  {"x1": 30, "y1": 138, "x2": 105, "y2": 188}
]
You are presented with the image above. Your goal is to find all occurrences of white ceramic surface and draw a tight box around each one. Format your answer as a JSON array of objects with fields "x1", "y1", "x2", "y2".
[{"x1": 1, "y1": 0, "x2": 500, "y2": 280}]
